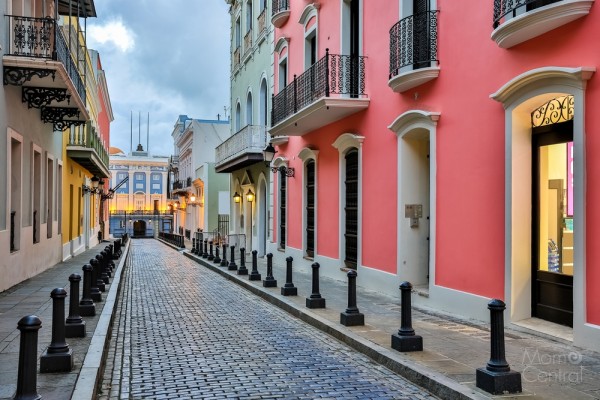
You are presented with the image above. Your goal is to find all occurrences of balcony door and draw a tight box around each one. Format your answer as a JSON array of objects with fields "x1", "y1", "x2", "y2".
[
  {"x1": 342, "y1": 0, "x2": 360, "y2": 97},
  {"x1": 413, "y1": 0, "x2": 431, "y2": 70}
]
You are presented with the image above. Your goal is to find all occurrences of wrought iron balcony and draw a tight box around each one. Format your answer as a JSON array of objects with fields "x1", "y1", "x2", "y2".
[
  {"x1": 66, "y1": 122, "x2": 110, "y2": 178},
  {"x1": 492, "y1": 0, "x2": 592, "y2": 48},
  {"x1": 215, "y1": 125, "x2": 269, "y2": 173},
  {"x1": 3, "y1": 15, "x2": 89, "y2": 128},
  {"x1": 493, "y1": 0, "x2": 561, "y2": 28},
  {"x1": 270, "y1": 49, "x2": 369, "y2": 136},
  {"x1": 388, "y1": 11, "x2": 440, "y2": 93},
  {"x1": 271, "y1": 0, "x2": 290, "y2": 28}
]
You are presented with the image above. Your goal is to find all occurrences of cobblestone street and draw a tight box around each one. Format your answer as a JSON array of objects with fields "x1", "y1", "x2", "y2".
[{"x1": 99, "y1": 240, "x2": 436, "y2": 399}]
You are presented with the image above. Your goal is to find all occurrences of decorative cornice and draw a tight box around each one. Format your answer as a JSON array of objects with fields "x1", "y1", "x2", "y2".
[
  {"x1": 388, "y1": 110, "x2": 441, "y2": 136},
  {"x1": 490, "y1": 66, "x2": 595, "y2": 105}
]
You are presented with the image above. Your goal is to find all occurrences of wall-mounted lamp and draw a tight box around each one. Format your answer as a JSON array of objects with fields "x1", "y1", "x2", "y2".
[
  {"x1": 246, "y1": 189, "x2": 254, "y2": 203},
  {"x1": 82, "y1": 176, "x2": 102, "y2": 195},
  {"x1": 233, "y1": 192, "x2": 241, "y2": 203},
  {"x1": 263, "y1": 144, "x2": 294, "y2": 177}
]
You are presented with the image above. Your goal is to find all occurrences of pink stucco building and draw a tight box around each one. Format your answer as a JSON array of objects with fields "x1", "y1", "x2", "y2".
[{"x1": 267, "y1": 0, "x2": 600, "y2": 351}]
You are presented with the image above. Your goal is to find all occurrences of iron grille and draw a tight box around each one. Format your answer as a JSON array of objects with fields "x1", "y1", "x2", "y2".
[
  {"x1": 306, "y1": 160, "x2": 315, "y2": 257},
  {"x1": 218, "y1": 214, "x2": 230, "y2": 239},
  {"x1": 493, "y1": 0, "x2": 562, "y2": 28},
  {"x1": 279, "y1": 169, "x2": 287, "y2": 249},
  {"x1": 389, "y1": 10, "x2": 438, "y2": 79},
  {"x1": 271, "y1": 50, "x2": 366, "y2": 126},
  {"x1": 344, "y1": 150, "x2": 358, "y2": 268},
  {"x1": 272, "y1": 0, "x2": 289, "y2": 16}
]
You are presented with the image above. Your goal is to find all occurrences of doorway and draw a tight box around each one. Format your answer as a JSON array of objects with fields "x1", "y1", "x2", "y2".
[
  {"x1": 344, "y1": 149, "x2": 358, "y2": 268},
  {"x1": 532, "y1": 120, "x2": 573, "y2": 327},
  {"x1": 133, "y1": 220, "x2": 147, "y2": 237}
]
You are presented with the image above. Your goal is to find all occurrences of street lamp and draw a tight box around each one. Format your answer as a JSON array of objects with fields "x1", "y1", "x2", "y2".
[
  {"x1": 246, "y1": 189, "x2": 255, "y2": 203},
  {"x1": 233, "y1": 192, "x2": 241, "y2": 203},
  {"x1": 263, "y1": 144, "x2": 294, "y2": 177},
  {"x1": 82, "y1": 176, "x2": 102, "y2": 195}
]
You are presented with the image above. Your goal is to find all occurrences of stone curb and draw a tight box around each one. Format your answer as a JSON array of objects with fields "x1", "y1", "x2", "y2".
[
  {"x1": 71, "y1": 239, "x2": 131, "y2": 400},
  {"x1": 176, "y1": 243, "x2": 488, "y2": 400}
]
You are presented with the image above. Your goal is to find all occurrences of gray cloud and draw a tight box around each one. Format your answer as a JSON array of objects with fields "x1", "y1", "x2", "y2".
[{"x1": 88, "y1": 0, "x2": 231, "y2": 156}]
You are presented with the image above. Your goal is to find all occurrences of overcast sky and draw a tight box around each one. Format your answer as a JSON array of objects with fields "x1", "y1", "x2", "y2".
[{"x1": 87, "y1": 0, "x2": 231, "y2": 156}]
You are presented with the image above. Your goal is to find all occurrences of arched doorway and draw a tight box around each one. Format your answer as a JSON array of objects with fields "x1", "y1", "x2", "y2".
[
  {"x1": 258, "y1": 178, "x2": 267, "y2": 256},
  {"x1": 133, "y1": 220, "x2": 146, "y2": 237}
]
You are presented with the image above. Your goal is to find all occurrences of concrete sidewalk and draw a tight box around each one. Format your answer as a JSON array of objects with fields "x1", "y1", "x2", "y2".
[
  {"x1": 181, "y1": 242, "x2": 600, "y2": 400},
  {"x1": 0, "y1": 239, "x2": 129, "y2": 400}
]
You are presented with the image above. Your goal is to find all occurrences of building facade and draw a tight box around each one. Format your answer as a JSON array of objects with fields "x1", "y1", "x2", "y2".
[
  {"x1": 170, "y1": 116, "x2": 230, "y2": 239},
  {"x1": 267, "y1": 0, "x2": 600, "y2": 351},
  {"x1": 108, "y1": 146, "x2": 170, "y2": 238},
  {"x1": 218, "y1": 0, "x2": 274, "y2": 255},
  {"x1": 1, "y1": 0, "x2": 110, "y2": 292}
]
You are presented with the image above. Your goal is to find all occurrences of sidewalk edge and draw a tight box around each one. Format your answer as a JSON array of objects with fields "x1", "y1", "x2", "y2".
[{"x1": 71, "y1": 240, "x2": 131, "y2": 400}]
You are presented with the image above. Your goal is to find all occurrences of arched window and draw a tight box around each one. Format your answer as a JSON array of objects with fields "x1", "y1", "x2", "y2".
[
  {"x1": 246, "y1": 92, "x2": 253, "y2": 126},
  {"x1": 235, "y1": 102, "x2": 241, "y2": 132}
]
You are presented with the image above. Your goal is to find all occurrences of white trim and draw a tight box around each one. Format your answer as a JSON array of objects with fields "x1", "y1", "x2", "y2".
[
  {"x1": 274, "y1": 37, "x2": 290, "y2": 54},
  {"x1": 491, "y1": 66, "x2": 600, "y2": 351},
  {"x1": 298, "y1": 3, "x2": 321, "y2": 25},
  {"x1": 388, "y1": 67, "x2": 440, "y2": 93},
  {"x1": 298, "y1": 147, "x2": 319, "y2": 258},
  {"x1": 389, "y1": 110, "x2": 439, "y2": 289},
  {"x1": 332, "y1": 133, "x2": 364, "y2": 269}
]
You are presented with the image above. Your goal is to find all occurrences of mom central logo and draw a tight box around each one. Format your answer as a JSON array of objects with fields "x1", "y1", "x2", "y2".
[{"x1": 521, "y1": 349, "x2": 584, "y2": 383}]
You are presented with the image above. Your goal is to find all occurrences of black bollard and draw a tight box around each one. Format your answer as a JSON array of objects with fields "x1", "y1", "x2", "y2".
[
  {"x1": 100, "y1": 250, "x2": 110, "y2": 284},
  {"x1": 306, "y1": 262, "x2": 326, "y2": 308},
  {"x1": 220, "y1": 244, "x2": 228, "y2": 267},
  {"x1": 391, "y1": 281, "x2": 422, "y2": 352},
  {"x1": 281, "y1": 256, "x2": 297, "y2": 296},
  {"x1": 249, "y1": 250, "x2": 261, "y2": 281},
  {"x1": 263, "y1": 253, "x2": 277, "y2": 287},
  {"x1": 476, "y1": 299, "x2": 522, "y2": 395},
  {"x1": 14, "y1": 315, "x2": 42, "y2": 400},
  {"x1": 94, "y1": 255, "x2": 106, "y2": 292},
  {"x1": 80, "y1": 264, "x2": 96, "y2": 316},
  {"x1": 65, "y1": 274, "x2": 86, "y2": 338},
  {"x1": 89, "y1": 259, "x2": 102, "y2": 302},
  {"x1": 237, "y1": 247, "x2": 248, "y2": 275},
  {"x1": 192, "y1": 238, "x2": 196, "y2": 254},
  {"x1": 340, "y1": 270, "x2": 364, "y2": 326},
  {"x1": 214, "y1": 244, "x2": 221, "y2": 264},
  {"x1": 108, "y1": 243, "x2": 114, "y2": 259},
  {"x1": 40, "y1": 288, "x2": 73, "y2": 372},
  {"x1": 228, "y1": 245, "x2": 238, "y2": 271},
  {"x1": 208, "y1": 241, "x2": 214, "y2": 261},
  {"x1": 202, "y1": 239, "x2": 209, "y2": 258}
]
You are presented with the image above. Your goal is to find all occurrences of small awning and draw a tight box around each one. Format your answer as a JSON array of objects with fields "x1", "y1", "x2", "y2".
[{"x1": 57, "y1": 0, "x2": 97, "y2": 18}]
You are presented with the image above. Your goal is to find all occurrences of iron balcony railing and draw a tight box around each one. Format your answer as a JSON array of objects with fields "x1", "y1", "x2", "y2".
[
  {"x1": 272, "y1": 0, "x2": 289, "y2": 16},
  {"x1": 172, "y1": 180, "x2": 184, "y2": 190},
  {"x1": 111, "y1": 210, "x2": 174, "y2": 216},
  {"x1": 67, "y1": 122, "x2": 109, "y2": 168},
  {"x1": 493, "y1": 0, "x2": 562, "y2": 28},
  {"x1": 5, "y1": 15, "x2": 86, "y2": 105},
  {"x1": 389, "y1": 10, "x2": 439, "y2": 79},
  {"x1": 215, "y1": 125, "x2": 269, "y2": 167},
  {"x1": 272, "y1": 49, "x2": 366, "y2": 126}
]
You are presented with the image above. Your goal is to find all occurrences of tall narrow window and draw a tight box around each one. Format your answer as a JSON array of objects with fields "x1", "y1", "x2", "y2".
[
  {"x1": 349, "y1": 0, "x2": 360, "y2": 97},
  {"x1": 306, "y1": 160, "x2": 315, "y2": 257},
  {"x1": 33, "y1": 149, "x2": 41, "y2": 244},
  {"x1": 279, "y1": 169, "x2": 287, "y2": 249},
  {"x1": 246, "y1": 0, "x2": 253, "y2": 32},
  {"x1": 10, "y1": 136, "x2": 22, "y2": 252},
  {"x1": 345, "y1": 149, "x2": 358, "y2": 268},
  {"x1": 46, "y1": 157, "x2": 53, "y2": 238},
  {"x1": 278, "y1": 57, "x2": 288, "y2": 90}
]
